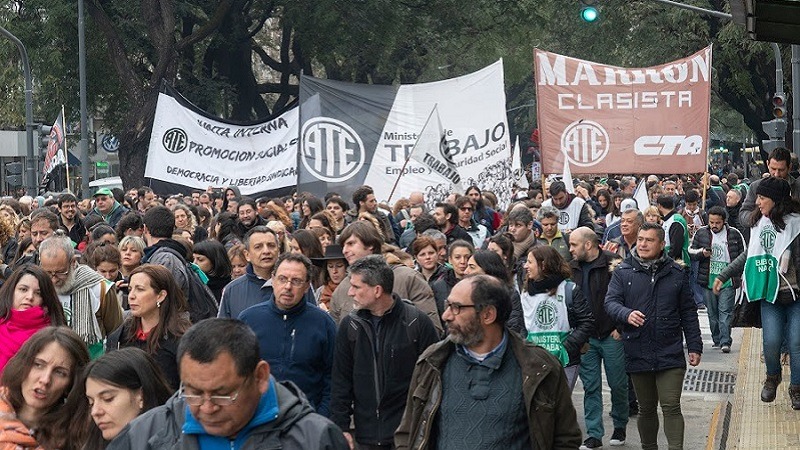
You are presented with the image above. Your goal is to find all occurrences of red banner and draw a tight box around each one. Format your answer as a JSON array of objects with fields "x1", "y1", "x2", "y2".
[{"x1": 534, "y1": 47, "x2": 711, "y2": 175}]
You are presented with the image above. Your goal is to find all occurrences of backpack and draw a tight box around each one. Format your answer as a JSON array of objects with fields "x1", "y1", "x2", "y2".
[{"x1": 154, "y1": 247, "x2": 219, "y2": 323}]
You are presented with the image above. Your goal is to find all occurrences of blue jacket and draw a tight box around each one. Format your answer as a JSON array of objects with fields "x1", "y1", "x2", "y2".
[
  {"x1": 218, "y1": 264, "x2": 315, "y2": 319},
  {"x1": 604, "y1": 252, "x2": 702, "y2": 373},
  {"x1": 239, "y1": 298, "x2": 337, "y2": 417}
]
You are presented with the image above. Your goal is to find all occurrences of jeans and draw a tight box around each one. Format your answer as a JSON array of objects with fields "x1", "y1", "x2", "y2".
[
  {"x1": 579, "y1": 336, "x2": 629, "y2": 440},
  {"x1": 690, "y1": 261, "x2": 704, "y2": 306},
  {"x1": 630, "y1": 368, "x2": 686, "y2": 450},
  {"x1": 703, "y1": 286, "x2": 734, "y2": 347},
  {"x1": 761, "y1": 298, "x2": 800, "y2": 384}
]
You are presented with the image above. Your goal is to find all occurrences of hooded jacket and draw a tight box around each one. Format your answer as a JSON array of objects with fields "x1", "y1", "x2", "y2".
[
  {"x1": 604, "y1": 249, "x2": 703, "y2": 373},
  {"x1": 394, "y1": 334, "x2": 582, "y2": 450},
  {"x1": 107, "y1": 379, "x2": 348, "y2": 450}
]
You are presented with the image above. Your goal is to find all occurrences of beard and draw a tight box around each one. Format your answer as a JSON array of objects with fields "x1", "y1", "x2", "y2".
[
  {"x1": 447, "y1": 314, "x2": 485, "y2": 348},
  {"x1": 55, "y1": 268, "x2": 77, "y2": 296}
]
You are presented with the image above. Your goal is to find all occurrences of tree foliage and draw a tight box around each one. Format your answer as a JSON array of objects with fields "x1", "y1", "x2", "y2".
[{"x1": 0, "y1": 0, "x2": 788, "y2": 189}]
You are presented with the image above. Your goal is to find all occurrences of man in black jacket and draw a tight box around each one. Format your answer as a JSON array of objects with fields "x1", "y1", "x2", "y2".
[
  {"x1": 689, "y1": 206, "x2": 745, "y2": 353},
  {"x1": 330, "y1": 255, "x2": 439, "y2": 449},
  {"x1": 569, "y1": 227, "x2": 628, "y2": 449}
]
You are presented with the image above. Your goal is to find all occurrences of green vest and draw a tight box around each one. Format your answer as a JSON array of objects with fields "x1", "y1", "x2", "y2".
[{"x1": 663, "y1": 213, "x2": 690, "y2": 266}]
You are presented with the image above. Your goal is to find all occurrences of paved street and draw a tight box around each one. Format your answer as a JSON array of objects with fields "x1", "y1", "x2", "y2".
[{"x1": 571, "y1": 309, "x2": 741, "y2": 448}]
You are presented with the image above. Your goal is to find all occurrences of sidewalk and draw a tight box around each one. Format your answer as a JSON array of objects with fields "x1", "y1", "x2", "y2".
[
  {"x1": 727, "y1": 327, "x2": 800, "y2": 449},
  {"x1": 570, "y1": 310, "x2": 740, "y2": 448}
]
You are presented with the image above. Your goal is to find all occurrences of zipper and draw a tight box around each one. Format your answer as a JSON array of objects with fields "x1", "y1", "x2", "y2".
[{"x1": 290, "y1": 329, "x2": 296, "y2": 360}]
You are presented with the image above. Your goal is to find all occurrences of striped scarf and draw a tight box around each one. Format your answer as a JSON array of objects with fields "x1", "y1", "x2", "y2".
[{"x1": 63, "y1": 265, "x2": 105, "y2": 345}]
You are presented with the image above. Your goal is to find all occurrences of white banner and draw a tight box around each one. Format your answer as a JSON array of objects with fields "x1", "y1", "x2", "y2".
[
  {"x1": 362, "y1": 60, "x2": 511, "y2": 205},
  {"x1": 145, "y1": 91, "x2": 298, "y2": 195}
]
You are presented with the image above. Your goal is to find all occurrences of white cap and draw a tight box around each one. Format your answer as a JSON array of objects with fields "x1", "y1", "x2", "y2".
[{"x1": 620, "y1": 198, "x2": 638, "y2": 212}]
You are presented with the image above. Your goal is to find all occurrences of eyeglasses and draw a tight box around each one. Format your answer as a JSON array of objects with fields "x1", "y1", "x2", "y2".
[
  {"x1": 45, "y1": 266, "x2": 72, "y2": 279},
  {"x1": 274, "y1": 275, "x2": 307, "y2": 287},
  {"x1": 444, "y1": 301, "x2": 477, "y2": 315},
  {"x1": 179, "y1": 381, "x2": 247, "y2": 407}
]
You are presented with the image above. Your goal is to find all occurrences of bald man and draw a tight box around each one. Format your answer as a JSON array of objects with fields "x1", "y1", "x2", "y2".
[{"x1": 568, "y1": 227, "x2": 629, "y2": 448}]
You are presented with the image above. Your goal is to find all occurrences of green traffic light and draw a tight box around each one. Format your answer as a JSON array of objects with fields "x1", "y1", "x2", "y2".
[{"x1": 581, "y1": 6, "x2": 599, "y2": 22}]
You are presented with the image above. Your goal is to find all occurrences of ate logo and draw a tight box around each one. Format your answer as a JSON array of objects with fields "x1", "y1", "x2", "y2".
[
  {"x1": 760, "y1": 226, "x2": 777, "y2": 253},
  {"x1": 534, "y1": 301, "x2": 557, "y2": 330},
  {"x1": 711, "y1": 244, "x2": 724, "y2": 261},
  {"x1": 162, "y1": 128, "x2": 188, "y2": 154},
  {"x1": 300, "y1": 117, "x2": 365, "y2": 183},
  {"x1": 560, "y1": 120, "x2": 609, "y2": 167},
  {"x1": 559, "y1": 211, "x2": 570, "y2": 226}
]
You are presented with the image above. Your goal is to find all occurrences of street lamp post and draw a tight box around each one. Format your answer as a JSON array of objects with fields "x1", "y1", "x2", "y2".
[
  {"x1": 78, "y1": 0, "x2": 90, "y2": 198},
  {"x1": 0, "y1": 26, "x2": 35, "y2": 195}
]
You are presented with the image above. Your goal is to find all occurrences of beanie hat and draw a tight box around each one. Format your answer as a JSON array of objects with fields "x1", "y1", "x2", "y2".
[{"x1": 756, "y1": 176, "x2": 791, "y2": 203}]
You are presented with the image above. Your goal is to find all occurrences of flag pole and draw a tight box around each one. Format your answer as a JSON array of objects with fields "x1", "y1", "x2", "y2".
[
  {"x1": 62, "y1": 105, "x2": 71, "y2": 193},
  {"x1": 387, "y1": 105, "x2": 438, "y2": 204}
]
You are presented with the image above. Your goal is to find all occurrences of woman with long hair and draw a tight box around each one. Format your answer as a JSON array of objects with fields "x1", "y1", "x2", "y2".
[
  {"x1": 227, "y1": 244, "x2": 248, "y2": 280},
  {"x1": 288, "y1": 230, "x2": 325, "y2": 288},
  {"x1": 463, "y1": 249, "x2": 526, "y2": 335},
  {"x1": 192, "y1": 240, "x2": 233, "y2": 301},
  {"x1": 716, "y1": 176, "x2": 800, "y2": 409},
  {"x1": 211, "y1": 212, "x2": 241, "y2": 250},
  {"x1": 298, "y1": 196, "x2": 324, "y2": 230},
  {"x1": 105, "y1": 265, "x2": 191, "y2": 389},
  {"x1": 0, "y1": 266, "x2": 66, "y2": 373},
  {"x1": 312, "y1": 245, "x2": 348, "y2": 312},
  {"x1": 486, "y1": 232, "x2": 515, "y2": 273},
  {"x1": 430, "y1": 240, "x2": 474, "y2": 316},
  {"x1": 0, "y1": 326, "x2": 90, "y2": 449},
  {"x1": 522, "y1": 245, "x2": 594, "y2": 390},
  {"x1": 68, "y1": 348, "x2": 172, "y2": 448},
  {"x1": 173, "y1": 204, "x2": 208, "y2": 244}
]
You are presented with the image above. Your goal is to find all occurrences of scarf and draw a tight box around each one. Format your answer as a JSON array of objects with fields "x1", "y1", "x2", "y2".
[
  {"x1": 631, "y1": 247, "x2": 670, "y2": 275},
  {"x1": 60, "y1": 264, "x2": 106, "y2": 346},
  {"x1": 0, "y1": 307, "x2": 51, "y2": 372},
  {"x1": 318, "y1": 280, "x2": 338, "y2": 308},
  {"x1": 512, "y1": 231, "x2": 535, "y2": 260},
  {"x1": 527, "y1": 274, "x2": 565, "y2": 295}
]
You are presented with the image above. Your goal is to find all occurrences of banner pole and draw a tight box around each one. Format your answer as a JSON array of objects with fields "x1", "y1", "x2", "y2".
[
  {"x1": 541, "y1": 171, "x2": 548, "y2": 200},
  {"x1": 63, "y1": 105, "x2": 71, "y2": 193},
  {"x1": 387, "y1": 106, "x2": 438, "y2": 204}
]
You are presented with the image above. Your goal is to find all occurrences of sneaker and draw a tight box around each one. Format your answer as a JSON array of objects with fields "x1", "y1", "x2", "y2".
[
  {"x1": 609, "y1": 428, "x2": 626, "y2": 446},
  {"x1": 789, "y1": 385, "x2": 800, "y2": 410},
  {"x1": 711, "y1": 343, "x2": 721, "y2": 349},
  {"x1": 722, "y1": 345, "x2": 731, "y2": 353},
  {"x1": 580, "y1": 437, "x2": 603, "y2": 449}
]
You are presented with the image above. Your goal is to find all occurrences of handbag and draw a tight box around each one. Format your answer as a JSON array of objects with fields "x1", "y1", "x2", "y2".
[{"x1": 731, "y1": 287, "x2": 762, "y2": 329}]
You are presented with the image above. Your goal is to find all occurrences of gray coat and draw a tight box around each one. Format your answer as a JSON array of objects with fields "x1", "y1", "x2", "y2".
[{"x1": 107, "y1": 379, "x2": 348, "y2": 450}]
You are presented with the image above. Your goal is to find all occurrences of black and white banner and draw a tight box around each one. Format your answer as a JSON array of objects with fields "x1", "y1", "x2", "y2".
[
  {"x1": 145, "y1": 85, "x2": 298, "y2": 195},
  {"x1": 298, "y1": 61, "x2": 512, "y2": 207}
]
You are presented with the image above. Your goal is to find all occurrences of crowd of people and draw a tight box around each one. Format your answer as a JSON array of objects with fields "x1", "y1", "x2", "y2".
[{"x1": 0, "y1": 147, "x2": 793, "y2": 449}]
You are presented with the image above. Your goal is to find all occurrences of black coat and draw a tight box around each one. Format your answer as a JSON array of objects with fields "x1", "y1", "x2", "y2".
[
  {"x1": 604, "y1": 254, "x2": 703, "y2": 373},
  {"x1": 106, "y1": 320, "x2": 182, "y2": 390},
  {"x1": 570, "y1": 250, "x2": 622, "y2": 339},
  {"x1": 329, "y1": 295, "x2": 439, "y2": 446}
]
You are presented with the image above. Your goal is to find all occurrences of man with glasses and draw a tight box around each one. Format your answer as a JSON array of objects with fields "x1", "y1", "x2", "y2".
[
  {"x1": 108, "y1": 318, "x2": 348, "y2": 450},
  {"x1": 39, "y1": 235, "x2": 122, "y2": 359},
  {"x1": 57, "y1": 193, "x2": 85, "y2": 246},
  {"x1": 455, "y1": 195, "x2": 488, "y2": 248},
  {"x1": 331, "y1": 255, "x2": 439, "y2": 450},
  {"x1": 395, "y1": 275, "x2": 582, "y2": 449},
  {"x1": 239, "y1": 253, "x2": 337, "y2": 417}
]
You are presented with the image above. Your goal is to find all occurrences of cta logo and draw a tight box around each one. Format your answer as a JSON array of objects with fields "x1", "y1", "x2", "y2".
[
  {"x1": 162, "y1": 128, "x2": 188, "y2": 154},
  {"x1": 301, "y1": 117, "x2": 365, "y2": 183},
  {"x1": 560, "y1": 120, "x2": 609, "y2": 167},
  {"x1": 634, "y1": 135, "x2": 703, "y2": 156}
]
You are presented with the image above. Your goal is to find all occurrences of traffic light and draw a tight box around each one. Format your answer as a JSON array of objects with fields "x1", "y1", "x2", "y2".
[
  {"x1": 580, "y1": 0, "x2": 599, "y2": 22},
  {"x1": 773, "y1": 93, "x2": 787, "y2": 119},
  {"x1": 38, "y1": 124, "x2": 52, "y2": 156},
  {"x1": 5, "y1": 162, "x2": 22, "y2": 188}
]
